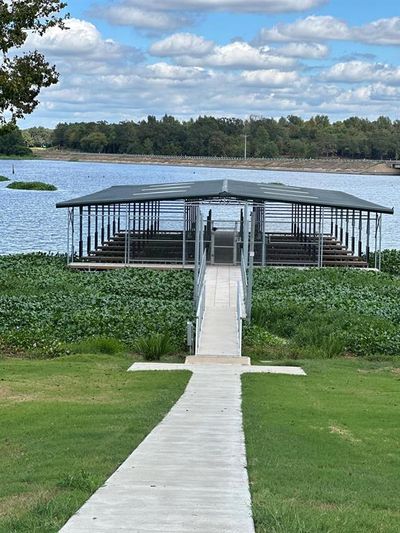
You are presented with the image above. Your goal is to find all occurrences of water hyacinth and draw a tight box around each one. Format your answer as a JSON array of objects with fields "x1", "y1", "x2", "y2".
[{"x1": 0, "y1": 254, "x2": 194, "y2": 357}]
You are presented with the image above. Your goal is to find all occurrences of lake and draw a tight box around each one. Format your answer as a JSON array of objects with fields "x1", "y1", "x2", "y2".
[{"x1": 0, "y1": 159, "x2": 398, "y2": 254}]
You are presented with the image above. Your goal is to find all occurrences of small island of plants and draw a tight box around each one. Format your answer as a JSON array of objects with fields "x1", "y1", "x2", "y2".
[
  {"x1": 0, "y1": 175, "x2": 10, "y2": 181},
  {"x1": 6, "y1": 180, "x2": 57, "y2": 191}
]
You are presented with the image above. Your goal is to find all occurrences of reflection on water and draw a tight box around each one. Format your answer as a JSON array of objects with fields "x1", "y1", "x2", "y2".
[{"x1": 0, "y1": 159, "x2": 398, "y2": 254}]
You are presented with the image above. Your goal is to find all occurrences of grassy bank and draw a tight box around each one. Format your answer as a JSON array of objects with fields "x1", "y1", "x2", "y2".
[
  {"x1": 0, "y1": 254, "x2": 194, "y2": 357},
  {"x1": 33, "y1": 149, "x2": 399, "y2": 176},
  {"x1": 242, "y1": 358, "x2": 400, "y2": 533},
  {"x1": 245, "y1": 266, "x2": 400, "y2": 360},
  {"x1": 0, "y1": 354, "x2": 190, "y2": 532}
]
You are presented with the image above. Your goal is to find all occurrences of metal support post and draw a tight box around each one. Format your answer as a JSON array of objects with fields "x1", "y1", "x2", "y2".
[
  {"x1": 79, "y1": 206, "x2": 83, "y2": 259},
  {"x1": 261, "y1": 203, "x2": 266, "y2": 267},
  {"x1": 247, "y1": 212, "x2": 256, "y2": 321},
  {"x1": 87, "y1": 206, "x2": 91, "y2": 256},
  {"x1": 67, "y1": 208, "x2": 71, "y2": 265},
  {"x1": 318, "y1": 207, "x2": 325, "y2": 267},
  {"x1": 243, "y1": 203, "x2": 249, "y2": 265},
  {"x1": 366, "y1": 212, "x2": 371, "y2": 262},
  {"x1": 182, "y1": 207, "x2": 187, "y2": 267}
]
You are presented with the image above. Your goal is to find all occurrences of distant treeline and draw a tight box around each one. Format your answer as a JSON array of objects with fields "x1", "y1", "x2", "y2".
[{"x1": 4, "y1": 115, "x2": 400, "y2": 159}]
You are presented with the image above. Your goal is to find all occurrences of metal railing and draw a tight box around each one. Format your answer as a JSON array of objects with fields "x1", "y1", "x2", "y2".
[
  {"x1": 195, "y1": 282, "x2": 206, "y2": 354},
  {"x1": 236, "y1": 281, "x2": 243, "y2": 356},
  {"x1": 195, "y1": 249, "x2": 207, "y2": 309},
  {"x1": 241, "y1": 249, "x2": 249, "y2": 319}
]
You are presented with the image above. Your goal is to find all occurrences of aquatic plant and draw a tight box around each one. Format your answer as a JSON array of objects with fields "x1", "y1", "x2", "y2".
[
  {"x1": 6, "y1": 181, "x2": 57, "y2": 191},
  {"x1": 0, "y1": 254, "x2": 194, "y2": 357},
  {"x1": 248, "y1": 266, "x2": 400, "y2": 358}
]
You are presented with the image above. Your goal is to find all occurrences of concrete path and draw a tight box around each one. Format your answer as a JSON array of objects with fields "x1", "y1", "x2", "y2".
[
  {"x1": 197, "y1": 266, "x2": 242, "y2": 357},
  {"x1": 60, "y1": 363, "x2": 306, "y2": 533}
]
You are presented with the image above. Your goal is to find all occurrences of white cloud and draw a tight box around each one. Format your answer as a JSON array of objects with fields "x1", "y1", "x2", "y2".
[
  {"x1": 15, "y1": 14, "x2": 400, "y2": 126},
  {"x1": 150, "y1": 33, "x2": 214, "y2": 57},
  {"x1": 323, "y1": 61, "x2": 400, "y2": 85},
  {"x1": 277, "y1": 42, "x2": 329, "y2": 58},
  {"x1": 97, "y1": 0, "x2": 326, "y2": 32},
  {"x1": 356, "y1": 18, "x2": 400, "y2": 46},
  {"x1": 26, "y1": 18, "x2": 141, "y2": 61},
  {"x1": 241, "y1": 69, "x2": 300, "y2": 87},
  {"x1": 258, "y1": 15, "x2": 400, "y2": 46},
  {"x1": 123, "y1": 0, "x2": 326, "y2": 12},
  {"x1": 178, "y1": 41, "x2": 297, "y2": 69},
  {"x1": 146, "y1": 62, "x2": 209, "y2": 80},
  {"x1": 100, "y1": 6, "x2": 189, "y2": 32},
  {"x1": 258, "y1": 16, "x2": 351, "y2": 42}
]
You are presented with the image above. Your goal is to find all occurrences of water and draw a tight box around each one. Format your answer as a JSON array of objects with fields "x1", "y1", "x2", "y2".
[{"x1": 0, "y1": 159, "x2": 398, "y2": 254}]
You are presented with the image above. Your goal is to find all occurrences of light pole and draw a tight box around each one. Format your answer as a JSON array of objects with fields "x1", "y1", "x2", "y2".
[{"x1": 242, "y1": 134, "x2": 248, "y2": 160}]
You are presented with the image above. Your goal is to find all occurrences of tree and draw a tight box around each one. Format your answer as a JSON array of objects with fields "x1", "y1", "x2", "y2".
[
  {"x1": 22, "y1": 126, "x2": 53, "y2": 147},
  {"x1": 0, "y1": 1, "x2": 68, "y2": 126},
  {"x1": 80, "y1": 131, "x2": 108, "y2": 153},
  {"x1": 0, "y1": 125, "x2": 31, "y2": 155}
]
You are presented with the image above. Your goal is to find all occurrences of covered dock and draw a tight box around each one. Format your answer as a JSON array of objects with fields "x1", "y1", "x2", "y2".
[{"x1": 56, "y1": 179, "x2": 393, "y2": 270}]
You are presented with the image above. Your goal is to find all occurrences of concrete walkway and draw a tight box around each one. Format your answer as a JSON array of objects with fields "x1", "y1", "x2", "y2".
[
  {"x1": 60, "y1": 363, "x2": 306, "y2": 533},
  {"x1": 197, "y1": 266, "x2": 242, "y2": 357}
]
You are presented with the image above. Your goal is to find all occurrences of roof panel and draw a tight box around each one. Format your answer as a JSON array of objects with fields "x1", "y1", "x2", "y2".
[{"x1": 56, "y1": 179, "x2": 394, "y2": 214}]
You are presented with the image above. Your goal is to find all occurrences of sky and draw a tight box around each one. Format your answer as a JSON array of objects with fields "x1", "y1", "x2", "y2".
[{"x1": 21, "y1": 0, "x2": 400, "y2": 127}]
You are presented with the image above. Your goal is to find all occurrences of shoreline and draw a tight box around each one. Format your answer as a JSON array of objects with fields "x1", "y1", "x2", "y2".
[{"x1": 32, "y1": 149, "x2": 400, "y2": 176}]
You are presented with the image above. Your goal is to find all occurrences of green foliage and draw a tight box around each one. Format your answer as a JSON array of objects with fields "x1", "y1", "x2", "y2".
[
  {"x1": 369, "y1": 249, "x2": 400, "y2": 276},
  {"x1": 0, "y1": 174, "x2": 10, "y2": 181},
  {"x1": 51, "y1": 114, "x2": 400, "y2": 159},
  {"x1": 57, "y1": 470, "x2": 100, "y2": 492},
  {"x1": 0, "y1": 125, "x2": 31, "y2": 155},
  {"x1": 134, "y1": 333, "x2": 175, "y2": 361},
  {"x1": 6, "y1": 180, "x2": 57, "y2": 190},
  {"x1": 0, "y1": 1, "x2": 68, "y2": 125},
  {"x1": 248, "y1": 267, "x2": 400, "y2": 358},
  {"x1": 0, "y1": 254, "x2": 194, "y2": 357},
  {"x1": 22, "y1": 126, "x2": 53, "y2": 147},
  {"x1": 68, "y1": 336, "x2": 126, "y2": 355}
]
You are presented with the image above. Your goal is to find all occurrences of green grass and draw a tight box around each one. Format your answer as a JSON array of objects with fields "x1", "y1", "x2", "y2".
[
  {"x1": 0, "y1": 354, "x2": 190, "y2": 532},
  {"x1": 242, "y1": 358, "x2": 400, "y2": 533},
  {"x1": 246, "y1": 267, "x2": 400, "y2": 360},
  {"x1": 6, "y1": 181, "x2": 57, "y2": 191},
  {"x1": 0, "y1": 175, "x2": 10, "y2": 182},
  {"x1": 0, "y1": 254, "x2": 194, "y2": 357}
]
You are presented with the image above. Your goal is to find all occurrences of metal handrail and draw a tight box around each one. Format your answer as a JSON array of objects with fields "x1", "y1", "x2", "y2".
[
  {"x1": 240, "y1": 250, "x2": 248, "y2": 315},
  {"x1": 236, "y1": 281, "x2": 243, "y2": 356},
  {"x1": 195, "y1": 249, "x2": 207, "y2": 308},
  {"x1": 195, "y1": 283, "x2": 206, "y2": 354}
]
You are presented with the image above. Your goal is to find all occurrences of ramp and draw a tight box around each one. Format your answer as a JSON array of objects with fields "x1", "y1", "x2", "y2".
[{"x1": 196, "y1": 265, "x2": 243, "y2": 358}]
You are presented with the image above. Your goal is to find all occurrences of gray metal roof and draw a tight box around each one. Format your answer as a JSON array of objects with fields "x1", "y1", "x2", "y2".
[{"x1": 56, "y1": 179, "x2": 394, "y2": 214}]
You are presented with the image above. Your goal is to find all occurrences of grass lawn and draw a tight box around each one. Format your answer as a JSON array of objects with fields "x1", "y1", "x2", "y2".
[
  {"x1": 242, "y1": 358, "x2": 400, "y2": 533},
  {"x1": 0, "y1": 354, "x2": 190, "y2": 532}
]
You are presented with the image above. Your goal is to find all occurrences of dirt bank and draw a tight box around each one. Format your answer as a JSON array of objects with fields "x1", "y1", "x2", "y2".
[{"x1": 33, "y1": 149, "x2": 400, "y2": 176}]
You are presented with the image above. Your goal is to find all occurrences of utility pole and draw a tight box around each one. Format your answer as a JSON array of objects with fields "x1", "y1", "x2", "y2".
[{"x1": 242, "y1": 134, "x2": 248, "y2": 160}]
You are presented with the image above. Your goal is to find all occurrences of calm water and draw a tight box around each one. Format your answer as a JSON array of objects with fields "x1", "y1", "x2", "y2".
[{"x1": 0, "y1": 159, "x2": 398, "y2": 254}]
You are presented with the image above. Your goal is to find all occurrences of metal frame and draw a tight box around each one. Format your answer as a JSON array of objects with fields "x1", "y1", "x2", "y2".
[{"x1": 65, "y1": 196, "x2": 385, "y2": 271}]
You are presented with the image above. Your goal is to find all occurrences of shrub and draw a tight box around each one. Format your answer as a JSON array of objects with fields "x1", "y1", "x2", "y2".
[
  {"x1": 68, "y1": 337, "x2": 126, "y2": 355},
  {"x1": 0, "y1": 175, "x2": 10, "y2": 182},
  {"x1": 369, "y1": 249, "x2": 400, "y2": 276},
  {"x1": 6, "y1": 181, "x2": 57, "y2": 191},
  {"x1": 134, "y1": 333, "x2": 175, "y2": 361}
]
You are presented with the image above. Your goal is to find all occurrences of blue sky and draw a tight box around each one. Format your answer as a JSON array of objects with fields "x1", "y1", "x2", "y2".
[{"x1": 22, "y1": 0, "x2": 400, "y2": 127}]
